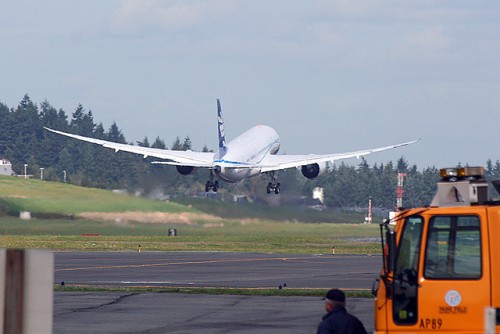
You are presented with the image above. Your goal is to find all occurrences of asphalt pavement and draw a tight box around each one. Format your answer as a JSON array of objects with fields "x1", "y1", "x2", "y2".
[
  {"x1": 53, "y1": 252, "x2": 380, "y2": 333},
  {"x1": 54, "y1": 292, "x2": 373, "y2": 334},
  {"x1": 54, "y1": 251, "x2": 380, "y2": 289}
]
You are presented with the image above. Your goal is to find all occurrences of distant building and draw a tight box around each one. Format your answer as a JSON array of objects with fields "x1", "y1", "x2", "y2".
[
  {"x1": 312, "y1": 187, "x2": 324, "y2": 204},
  {"x1": 0, "y1": 159, "x2": 13, "y2": 176}
]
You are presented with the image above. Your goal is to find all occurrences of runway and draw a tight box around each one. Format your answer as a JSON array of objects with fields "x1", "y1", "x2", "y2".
[
  {"x1": 54, "y1": 251, "x2": 380, "y2": 289},
  {"x1": 54, "y1": 252, "x2": 380, "y2": 333}
]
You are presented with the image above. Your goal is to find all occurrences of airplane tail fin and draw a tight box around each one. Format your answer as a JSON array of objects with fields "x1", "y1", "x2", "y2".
[{"x1": 217, "y1": 99, "x2": 227, "y2": 149}]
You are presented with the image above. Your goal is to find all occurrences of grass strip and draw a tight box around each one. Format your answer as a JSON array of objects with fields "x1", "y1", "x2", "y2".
[
  {"x1": 54, "y1": 284, "x2": 372, "y2": 298},
  {"x1": 0, "y1": 235, "x2": 380, "y2": 254}
]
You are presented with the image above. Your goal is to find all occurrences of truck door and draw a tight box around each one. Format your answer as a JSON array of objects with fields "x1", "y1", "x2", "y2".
[
  {"x1": 391, "y1": 216, "x2": 424, "y2": 326},
  {"x1": 417, "y1": 214, "x2": 488, "y2": 332}
]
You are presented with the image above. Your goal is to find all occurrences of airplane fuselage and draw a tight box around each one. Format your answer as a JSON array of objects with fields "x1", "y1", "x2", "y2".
[{"x1": 213, "y1": 125, "x2": 280, "y2": 183}]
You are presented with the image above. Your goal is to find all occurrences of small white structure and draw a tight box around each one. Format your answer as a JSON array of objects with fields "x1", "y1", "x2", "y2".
[
  {"x1": 0, "y1": 159, "x2": 12, "y2": 176},
  {"x1": 312, "y1": 187, "x2": 324, "y2": 204},
  {"x1": 20, "y1": 211, "x2": 32, "y2": 220}
]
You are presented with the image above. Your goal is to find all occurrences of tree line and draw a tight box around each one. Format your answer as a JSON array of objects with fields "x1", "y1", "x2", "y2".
[{"x1": 1, "y1": 95, "x2": 499, "y2": 209}]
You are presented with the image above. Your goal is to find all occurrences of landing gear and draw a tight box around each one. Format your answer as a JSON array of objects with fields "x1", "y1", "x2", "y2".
[
  {"x1": 205, "y1": 171, "x2": 219, "y2": 192},
  {"x1": 205, "y1": 180, "x2": 219, "y2": 192},
  {"x1": 266, "y1": 182, "x2": 281, "y2": 194},
  {"x1": 266, "y1": 171, "x2": 280, "y2": 194}
]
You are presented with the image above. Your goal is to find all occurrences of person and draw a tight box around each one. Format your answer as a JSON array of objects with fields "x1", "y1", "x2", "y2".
[{"x1": 317, "y1": 289, "x2": 367, "y2": 334}]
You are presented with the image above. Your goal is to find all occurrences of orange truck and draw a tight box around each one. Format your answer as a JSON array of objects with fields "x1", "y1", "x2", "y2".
[{"x1": 373, "y1": 167, "x2": 500, "y2": 333}]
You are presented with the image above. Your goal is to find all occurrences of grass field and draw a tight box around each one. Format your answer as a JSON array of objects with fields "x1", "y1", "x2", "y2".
[
  {"x1": 0, "y1": 175, "x2": 191, "y2": 215},
  {"x1": 0, "y1": 175, "x2": 382, "y2": 254},
  {"x1": 0, "y1": 217, "x2": 380, "y2": 253}
]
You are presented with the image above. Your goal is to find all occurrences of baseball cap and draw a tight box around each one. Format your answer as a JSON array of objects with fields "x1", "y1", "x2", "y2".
[{"x1": 323, "y1": 289, "x2": 346, "y2": 303}]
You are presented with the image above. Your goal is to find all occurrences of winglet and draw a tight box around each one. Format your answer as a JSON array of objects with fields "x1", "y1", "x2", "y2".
[{"x1": 217, "y1": 99, "x2": 227, "y2": 149}]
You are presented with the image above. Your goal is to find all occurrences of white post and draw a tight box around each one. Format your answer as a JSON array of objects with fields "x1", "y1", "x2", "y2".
[
  {"x1": 485, "y1": 307, "x2": 496, "y2": 334},
  {"x1": 0, "y1": 249, "x2": 53, "y2": 334}
]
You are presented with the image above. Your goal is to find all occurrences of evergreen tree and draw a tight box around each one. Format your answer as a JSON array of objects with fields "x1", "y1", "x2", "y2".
[
  {"x1": 94, "y1": 123, "x2": 106, "y2": 139},
  {"x1": 106, "y1": 122, "x2": 126, "y2": 143},
  {"x1": 151, "y1": 137, "x2": 166, "y2": 149},
  {"x1": 355, "y1": 158, "x2": 373, "y2": 207},
  {"x1": 379, "y1": 161, "x2": 396, "y2": 209},
  {"x1": 323, "y1": 163, "x2": 357, "y2": 207},
  {"x1": 171, "y1": 137, "x2": 182, "y2": 150},
  {"x1": 396, "y1": 156, "x2": 409, "y2": 173},
  {"x1": 39, "y1": 100, "x2": 68, "y2": 168},
  {"x1": 0, "y1": 102, "x2": 12, "y2": 157},
  {"x1": 486, "y1": 159, "x2": 494, "y2": 178},
  {"x1": 8, "y1": 95, "x2": 42, "y2": 167},
  {"x1": 70, "y1": 104, "x2": 95, "y2": 135},
  {"x1": 137, "y1": 137, "x2": 150, "y2": 147},
  {"x1": 182, "y1": 136, "x2": 192, "y2": 151}
]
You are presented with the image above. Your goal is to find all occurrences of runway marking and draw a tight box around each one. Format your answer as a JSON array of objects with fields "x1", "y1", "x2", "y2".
[
  {"x1": 55, "y1": 255, "x2": 343, "y2": 272},
  {"x1": 90, "y1": 281, "x2": 197, "y2": 285}
]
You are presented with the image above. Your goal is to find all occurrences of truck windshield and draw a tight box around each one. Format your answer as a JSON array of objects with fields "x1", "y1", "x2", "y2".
[
  {"x1": 396, "y1": 216, "x2": 424, "y2": 275},
  {"x1": 424, "y1": 215, "x2": 481, "y2": 279}
]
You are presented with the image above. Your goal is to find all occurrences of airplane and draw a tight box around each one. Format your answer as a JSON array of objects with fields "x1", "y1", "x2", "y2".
[{"x1": 44, "y1": 99, "x2": 419, "y2": 194}]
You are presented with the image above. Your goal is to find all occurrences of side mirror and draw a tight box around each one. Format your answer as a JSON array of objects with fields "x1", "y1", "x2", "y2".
[
  {"x1": 386, "y1": 229, "x2": 396, "y2": 272},
  {"x1": 371, "y1": 278, "x2": 380, "y2": 296}
]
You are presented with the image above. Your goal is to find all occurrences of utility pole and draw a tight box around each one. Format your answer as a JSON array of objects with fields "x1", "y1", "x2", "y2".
[
  {"x1": 365, "y1": 196, "x2": 372, "y2": 224},
  {"x1": 396, "y1": 172, "x2": 407, "y2": 210}
]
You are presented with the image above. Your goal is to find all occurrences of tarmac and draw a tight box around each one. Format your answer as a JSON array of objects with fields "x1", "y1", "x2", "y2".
[{"x1": 53, "y1": 252, "x2": 380, "y2": 333}]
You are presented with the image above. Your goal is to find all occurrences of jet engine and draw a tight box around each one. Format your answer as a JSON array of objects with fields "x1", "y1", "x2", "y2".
[
  {"x1": 301, "y1": 162, "x2": 326, "y2": 179},
  {"x1": 176, "y1": 165, "x2": 197, "y2": 175}
]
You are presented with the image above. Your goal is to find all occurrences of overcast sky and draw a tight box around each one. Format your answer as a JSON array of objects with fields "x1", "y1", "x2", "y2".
[{"x1": 1, "y1": 1, "x2": 499, "y2": 169}]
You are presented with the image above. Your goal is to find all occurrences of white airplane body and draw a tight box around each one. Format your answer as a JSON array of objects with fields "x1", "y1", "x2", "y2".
[{"x1": 45, "y1": 100, "x2": 419, "y2": 194}]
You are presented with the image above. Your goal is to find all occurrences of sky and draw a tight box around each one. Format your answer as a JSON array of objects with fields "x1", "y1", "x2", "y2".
[{"x1": 1, "y1": 1, "x2": 499, "y2": 169}]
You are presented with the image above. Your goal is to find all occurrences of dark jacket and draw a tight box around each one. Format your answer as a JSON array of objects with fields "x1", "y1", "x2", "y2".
[{"x1": 317, "y1": 306, "x2": 367, "y2": 334}]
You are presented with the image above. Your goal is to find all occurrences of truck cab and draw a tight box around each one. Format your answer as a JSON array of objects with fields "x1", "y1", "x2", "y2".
[{"x1": 373, "y1": 167, "x2": 500, "y2": 333}]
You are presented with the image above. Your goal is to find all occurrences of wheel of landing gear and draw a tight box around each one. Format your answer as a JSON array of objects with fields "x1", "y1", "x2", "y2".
[
  {"x1": 205, "y1": 181, "x2": 211, "y2": 192},
  {"x1": 275, "y1": 183, "x2": 280, "y2": 195},
  {"x1": 267, "y1": 183, "x2": 272, "y2": 194},
  {"x1": 212, "y1": 180, "x2": 219, "y2": 192}
]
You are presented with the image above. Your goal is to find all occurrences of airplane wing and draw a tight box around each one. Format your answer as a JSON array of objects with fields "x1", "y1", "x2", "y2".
[
  {"x1": 259, "y1": 139, "x2": 420, "y2": 172},
  {"x1": 44, "y1": 127, "x2": 215, "y2": 167}
]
